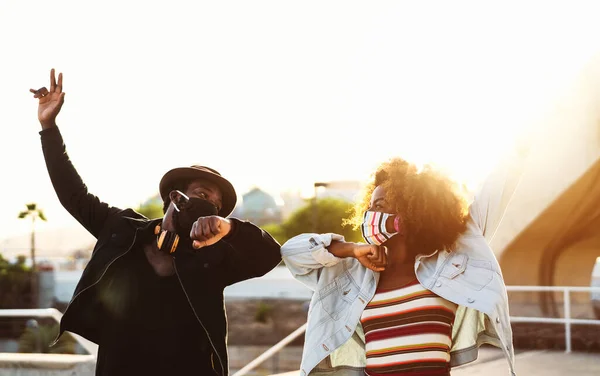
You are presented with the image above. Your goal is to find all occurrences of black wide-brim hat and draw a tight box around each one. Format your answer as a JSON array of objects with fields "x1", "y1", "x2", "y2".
[{"x1": 159, "y1": 165, "x2": 237, "y2": 217}]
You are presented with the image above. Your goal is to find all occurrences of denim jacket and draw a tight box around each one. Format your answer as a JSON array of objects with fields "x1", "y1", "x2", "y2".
[{"x1": 281, "y1": 163, "x2": 519, "y2": 376}]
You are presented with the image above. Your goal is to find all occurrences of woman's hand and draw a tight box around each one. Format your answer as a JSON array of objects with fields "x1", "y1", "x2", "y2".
[{"x1": 328, "y1": 240, "x2": 387, "y2": 272}]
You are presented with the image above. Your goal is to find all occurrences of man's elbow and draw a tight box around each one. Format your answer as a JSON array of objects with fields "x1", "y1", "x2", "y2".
[{"x1": 265, "y1": 244, "x2": 283, "y2": 269}]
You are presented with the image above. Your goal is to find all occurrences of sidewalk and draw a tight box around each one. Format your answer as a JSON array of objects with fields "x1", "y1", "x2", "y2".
[
  {"x1": 270, "y1": 348, "x2": 600, "y2": 376},
  {"x1": 453, "y1": 349, "x2": 600, "y2": 376}
]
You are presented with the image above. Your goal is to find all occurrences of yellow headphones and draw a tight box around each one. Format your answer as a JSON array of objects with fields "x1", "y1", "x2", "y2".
[{"x1": 154, "y1": 224, "x2": 180, "y2": 254}]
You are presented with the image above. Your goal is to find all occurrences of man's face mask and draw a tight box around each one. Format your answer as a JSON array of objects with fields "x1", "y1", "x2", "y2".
[
  {"x1": 171, "y1": 190, "x2": 219, "y2": 237},
  {"x1": 361, "y1": 211, "x2": 399, "y2": 245}
]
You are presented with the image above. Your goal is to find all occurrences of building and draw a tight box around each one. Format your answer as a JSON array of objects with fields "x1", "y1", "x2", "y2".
[
  {"x1": 235, "y1": 187, "x2": 283, "y2": 226},
  {"x1": 484, "y1": 55, "x2": 600, "y2": 317}
]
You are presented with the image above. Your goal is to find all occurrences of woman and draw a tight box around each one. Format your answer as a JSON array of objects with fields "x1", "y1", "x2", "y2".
[{"x1": 281, "y1": 158, "x2": 516, "y2": 376}]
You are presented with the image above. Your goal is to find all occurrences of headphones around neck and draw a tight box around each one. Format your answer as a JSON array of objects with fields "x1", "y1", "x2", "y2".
[{"x1": 154, "y1": 224, "x2": 180, "y2": 254}]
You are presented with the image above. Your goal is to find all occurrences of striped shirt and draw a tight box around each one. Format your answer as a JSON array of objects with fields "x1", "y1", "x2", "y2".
[{"x1": 360, "y1": 279, "x2": 457, "y2": 376}]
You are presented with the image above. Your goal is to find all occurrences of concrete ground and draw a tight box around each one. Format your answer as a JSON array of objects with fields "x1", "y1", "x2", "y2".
[
  {"x1": 452, "y1": 348, "x2": 600, "y2": 376},
  {"x1": 270, "y1": 348, "x2": 600, "y2": 376}
]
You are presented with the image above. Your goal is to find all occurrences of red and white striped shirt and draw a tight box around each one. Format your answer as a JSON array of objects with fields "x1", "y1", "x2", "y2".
[{"x1": 360, "y1": 279, "x2": 457, "y2": 376}]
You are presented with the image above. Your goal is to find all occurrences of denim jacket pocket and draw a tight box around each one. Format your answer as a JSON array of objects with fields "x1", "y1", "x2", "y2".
[
  {"x1": 319, "y1": 273, "x2": 359, "y2": 319},
  {"x1": 440, "y1": 253, "x2": 493, "y2": 291}
]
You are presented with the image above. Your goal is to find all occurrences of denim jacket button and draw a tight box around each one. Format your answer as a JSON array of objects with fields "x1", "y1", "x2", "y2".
[
  {"x1": 467, "y1": 297, "x2": 475, "y2": 303},
  {"x1": 435, "y1": 281, "x2": 442, "y2": 288}
]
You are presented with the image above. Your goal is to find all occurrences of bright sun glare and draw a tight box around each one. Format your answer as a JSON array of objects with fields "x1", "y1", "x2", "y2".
[{"x1": 1, "y1": 2, "x2": 600, "y2": 238}]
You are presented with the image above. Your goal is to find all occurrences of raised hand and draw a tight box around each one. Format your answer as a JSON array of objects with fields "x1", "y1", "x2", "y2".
[{"x1": 30, "y1": 69, "x2": 65, "y2": 130}]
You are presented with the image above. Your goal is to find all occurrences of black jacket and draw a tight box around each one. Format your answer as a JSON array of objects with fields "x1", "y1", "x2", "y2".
[{"x1": 41, "y1": 127, "x2": 282, "y2": 375}]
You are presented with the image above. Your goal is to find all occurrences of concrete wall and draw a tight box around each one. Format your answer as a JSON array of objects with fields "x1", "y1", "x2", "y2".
[
  {"x1": 490, "y1": 53, "x2": 600, "y2": 260},
  {"x1": 0, "y1": 354, "x2": 95, "y2": 376},
  {"x1": 0, "y1": 346, "x2": 303, "y2": 376},
  {"x1": 491, "y1": 55, "x2": 600, "y2": 317},
  {"x1": 500, "y1": 160, "x2": 600, "y2": 317}
]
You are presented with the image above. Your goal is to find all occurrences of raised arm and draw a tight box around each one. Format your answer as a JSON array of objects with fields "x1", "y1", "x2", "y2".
[
  {"x1": 469, "y1": 149, "x2": 525, "y2": 243},
  {"x1": 32, "y1": 69, "x2": 121, "y2": 238}
]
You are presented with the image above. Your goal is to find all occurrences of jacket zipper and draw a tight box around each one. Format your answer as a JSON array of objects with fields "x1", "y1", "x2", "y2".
[
  {"x1": 51, "y1": 229, "x2": 139, "y2": 347},
  {"x1": 173, "y1": 258, "x2": 225, "y2": 376}
]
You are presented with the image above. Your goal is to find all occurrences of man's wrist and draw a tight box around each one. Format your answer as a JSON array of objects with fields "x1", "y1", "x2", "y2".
[
  {"x1": 40, "y1": 120, "x2": 57, "y2": 130},
  {"x1": 222, "y1": 218, "x2": 237, "y2": 239}
]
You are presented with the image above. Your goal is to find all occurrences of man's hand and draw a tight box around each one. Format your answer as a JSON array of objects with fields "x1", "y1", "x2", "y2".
[
  {"x1": 190, "y1": 216, "x2": 232, "y2": 249},
  {"x1": 30, "y1": 69, "x2": 65, "y2": 130}
]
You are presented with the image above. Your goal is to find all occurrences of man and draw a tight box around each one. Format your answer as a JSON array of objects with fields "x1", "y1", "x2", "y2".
[{"x1": 31, "y1": 69, "x2": 282, "y2": 375}]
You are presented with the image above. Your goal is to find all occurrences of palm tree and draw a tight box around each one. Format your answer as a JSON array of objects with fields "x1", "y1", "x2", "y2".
[
  {"x1": 18, "y1": 203, "x2": 46, "y2": 307},
  {"x1": 18, "y1": 203, "x2": 47, "y2": 272}
]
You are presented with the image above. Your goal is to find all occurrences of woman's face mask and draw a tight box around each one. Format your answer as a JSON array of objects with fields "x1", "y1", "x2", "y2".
[{"x1": 361, "y1": 210, "x2": 399, "y2": 245}]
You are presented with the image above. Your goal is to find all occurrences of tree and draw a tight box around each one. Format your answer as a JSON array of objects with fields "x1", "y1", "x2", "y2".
[
  {"x1": 18, "y1": 321, "x2": 76, "y2": 354},
  {"x1": 0, "y1": 253, "x2": 32, "y2": 309},
  {"x1": 276, "y1": 197, "x2": 362, "y2": 244},
  {"x1": 17, "y1": 203, "x2": 46, "y2": 273},
  {"x1": 135, "y1": 200, "x2": 164, "y2": 219},
  {"x1": 261, "y1": 223, "x2": 288, "y2": 245},
  {"x1": 18, "y1": 203, "x2": 46, "y2": 307}
]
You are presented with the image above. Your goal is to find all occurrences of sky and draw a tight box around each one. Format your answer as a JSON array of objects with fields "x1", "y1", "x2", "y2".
[{"x1": 1, "y1": 1, "x2": 600, "y2": 240}]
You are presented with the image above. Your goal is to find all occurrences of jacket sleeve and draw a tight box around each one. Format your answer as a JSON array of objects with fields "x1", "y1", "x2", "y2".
[
  {"x1": 469, "y1": 150, "x2": 525, "y2": 243},
  {"x1": 221, "y1": 218, "x2": 282, "y2": 286},
  {"x1": 280, "y1": 232, "x2": 346, "y2": 291},
  {"x1": 40, "y1": 127, "x2": 121, "y2": 238}
]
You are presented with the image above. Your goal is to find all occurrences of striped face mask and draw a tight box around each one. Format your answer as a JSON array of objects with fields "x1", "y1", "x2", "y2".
[{"x1": 361, "y1": 211, "x2": 399, "y2": 245}]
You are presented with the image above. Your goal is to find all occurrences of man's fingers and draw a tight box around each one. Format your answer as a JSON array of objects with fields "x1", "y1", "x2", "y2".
[
  {"x1": 50, "y1": 69, "x2": 56, "y2": 92},
  {"x1": 193, "y1": 240, "x2": 207, "y2": 249},
  {"x1": 190, "y1": 219, "x2": 209, "y2": 240},
  {"x1": 30, "y1": 87, "x2": 49, "y2": 98},
  {"x1": 190, "y1": 221, "x2": 199, "y2": 240},
  {"x1": 208, "y1": 218, "x2": 221, "y2": 236},
  {"x1": 201, "y1": 219, "x2": 213, "y2": 238},
  {"x1": 191, "y1": 221, "x2": 207, "y2": 240},
  {"x1": 189, "y1": 218, "x2": 225, "y2": 250},
  {"x1": 56, "y1": 72, "x2": 63, "y2": 93}
]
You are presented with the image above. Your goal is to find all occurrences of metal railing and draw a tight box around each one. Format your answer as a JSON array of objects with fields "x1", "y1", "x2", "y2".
[
  {"x1": 0, "y1": 308, "x2": 98, "y2": 356},
  {"x1": 3, "y1": 287, "x2": 599, "y2": 375},
  {"x1": 506, "y1": 285, "x2": 600, "y2": 353},
  {"x1": 233, "y1": 323, "x2": 307, "y2": 376},
  {"x1": 234, "y1": 285, "x2": 600, "y2": 376}
]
